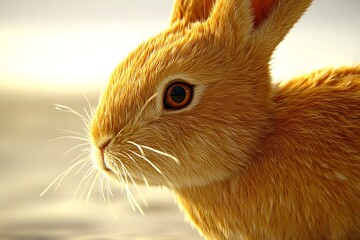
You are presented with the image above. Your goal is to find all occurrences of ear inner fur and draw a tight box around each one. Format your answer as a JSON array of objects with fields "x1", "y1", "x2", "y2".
[
  {"x1": 251, "y1": 0, "x2": 277, "y2": 28},
  {"x1": 205, "y1": 0, "x2": 312, "y2": 61}
]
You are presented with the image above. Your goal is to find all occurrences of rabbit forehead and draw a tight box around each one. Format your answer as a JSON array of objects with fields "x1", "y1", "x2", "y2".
[
  {"x1": 105, "y1": 26, "x2": 232, "y2": 103},
  {"x1": 92, "y1": 28, "x2": 215, "y2": 139},
  {"x1": 92, "y1": 21, "x2": 258, "y2": 143}
]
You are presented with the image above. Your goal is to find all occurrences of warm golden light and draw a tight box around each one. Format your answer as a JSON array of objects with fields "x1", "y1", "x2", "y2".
[{"x1": 0, "y1": 0, "x2": 359, "y2": 239}]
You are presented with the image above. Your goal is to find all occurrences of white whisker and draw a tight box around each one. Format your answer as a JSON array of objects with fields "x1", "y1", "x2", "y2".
[
  {"x1": 142, "y1": 175, "x2": 150, "y2": 190},
  {"x1": 122, "y1": 152, "x2": 149, "y2": 188},
  {"x1": 123, "y1": 152, "x2": 137, "y2": 163},
  {"x1": 59, "y1": 142, "x2": 90, "y2": 158},
  {"x1": 133, "y1": 93, "x2": 157, "y2": 123},
  {"x1": 139, "y1": 144, "x2": 180, "y2": 164},
  {"x1": 129, "y1": 150, "x2": 162, "y2": 174},
  {"x1": 106, "y1": 178, "x2": 118, "y2": 218},
  {"x1": 122, "y1": 152, "x2": 147, "y2": 180},
  {"x1": 117, "y1": 152, "x2": 149, "y2": 200},
  {"x1": 81, "y1": 90, "x2": 95, "y2": 119},
  {"x1": 83, "y1": 107, "x2": 91, "y2": 123},
  {"x1": 115, "y1": 164, "x2": 136, "y2": 212},
  {"x1": 119, "y1": 160, "x2": 148, "y2": 207},
  {"x1": 114, "y1": 128, "x2": 125, "y2": 141},
  {"x1": 68, "y1": 167, "x2": 95, "y2": 206},
  {"x1": 79, "y1": 166, "x2": 96, "y2": 201},
  {"x1": 111, "y1": 163, "x2": 126, "y2": 194},
  {"x1": 54, "y1": 104, "x2": 91, "y2": 126},
  {"x1": 70, "y1": 151, "x2": 90, "y2": 164},
  {"x1": 127, "y1": 141, "x2": 145, "y2": 156},
  {"x1": 113, "y1": 163, "x2": 140, "y2": 213},
  {"x1": 86, "y1": 172, "x2": 100, "y2": 203},
  {"x1": 100, "y1": 174, "x2": 106, "y2": 202},
  {"x1": 72, "y1": 157, "x2": 90, "y2": 176},
  {"x1": 107, "y1": 178, "x2": 114, "y2": 197},
  {"x1": 40, "y1": 158, "x2": 88, "y2": 197},
  {"x1": 82, "y1": 127, "x2": 91, "y2": 138},
  {"x1": 56, "y1": 129, "x2": 88, "y2": 137},
  {"x1": 49, "y1": 135, "x2": 89, "y2": 142},
  {"x1": 120, "y1": 165, "x2": 144, "y2": 215}
]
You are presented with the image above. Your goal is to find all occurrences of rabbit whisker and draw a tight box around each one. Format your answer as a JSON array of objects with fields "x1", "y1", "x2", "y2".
[
  {"x1": 82, "y1": 127, "x2": 91, "y2": 138},
  {"x1": 123, "y1": 152, "x2": 149, "y2": 185},
  {"x1": 100, "y1": 174, "x2": 106, "y2": 202},
  {"x1": 59, "y1": 142, "x2": 90, "y2": 159},
  {"x1": 133, "y1": 93, "x2": 158, "y2": 123},
  {"x1": 107, "y1": 177, "x2": 114, "y2": 197},
  {"x1": 81, "y1": 90, "x2": 95, "y2": 120},
  {"x1": 54, "y1": 104, "x2": 91, "y2": 126},
  {"x1": 68, "y1": 166, "x2": 96, "y2": 206},
  {"x1": 127, "y1": 148, "x2": 173, "y2": 187},
  {"x1": 78, "y1": 165, "x2": 97, "y2": 201},
  {"x1": 56, "y1": 128, "x2": 88, "y2": 138},
  {"x1": 122, "y1": 152, "x2": 150, "y2": 189},
  {"x1": 106, "y1": 177, "x2": 118, "y2": 218},
  {"x1": 138, "y1": 144, "x2": 180, "y2": 164},
  {"x1": 121, "y1": 164, "x2": 144, "y2": 214},
  {"x1": 112, "y1": 164, "x2": 128, "y2": 195},
  {"x1": 113, "y1": 161, "x2": 143, "y2": 214},
  {"x1": 129, "y1": 150, "x2": 162, "y2": 174},
  {"x1": 86, "y1": 172, "x2": 100, "y2": 203},
  {"x1": 54, "y1": 158, "x2": 89, "y2": 191},
  {"x1": 72, "y1": 157, "x2": 91, "y2": 176},
  {"x1": 49, "y1": 135, "x2": 89, "y2": 142},
  {"x1": 114, "y1": 128, "x2": 125, "y2": 142},
  {"x1": 142, "y1": 175, "x2": 150, "y2": 190},
  {"x1": 114, "y1": 155, "x2": 148, "y2": 207},
  {"x1": 83, "y1": 107, "x2": 92, "y2": 124},
  {"x1": 70, "y1": 150, "x2": 90, "y2": 164},
  {"x1": 123, "y1": 152, "x2": 137, "y2": 163},
  {"x1": 127, "y1": 141, "x2": 145, "y2": 156},
  {"x1": 114, "y1": 164, "x2": 136, "y2": 212},
  {"x1": 40, "y1": 157, "x2": 88, "y2": 197}
]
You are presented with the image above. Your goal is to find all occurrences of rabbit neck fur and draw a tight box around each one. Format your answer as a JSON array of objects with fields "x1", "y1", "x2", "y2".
[{"x1": 175, "y1": 66, "x2": 360, "y2": 240}]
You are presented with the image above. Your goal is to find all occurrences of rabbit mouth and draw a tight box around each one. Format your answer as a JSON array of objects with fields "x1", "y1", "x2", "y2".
[{"x1": 102, "y1": 156, "x2": 120, "y2": 175}]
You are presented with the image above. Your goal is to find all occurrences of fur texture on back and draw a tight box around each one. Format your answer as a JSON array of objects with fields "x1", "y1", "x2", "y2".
[{"x1": 89, "y1": 0, "x2": 360, "y2": 239}]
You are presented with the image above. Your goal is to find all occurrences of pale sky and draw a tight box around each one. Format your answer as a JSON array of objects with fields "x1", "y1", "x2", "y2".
[{"x1": 0, "y1": 0, "x2": 359, "y2": 92}]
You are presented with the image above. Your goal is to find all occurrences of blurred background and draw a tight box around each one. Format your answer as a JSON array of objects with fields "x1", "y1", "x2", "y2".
[{"x1": 0, "y1": 0, "x2": 359, "y2": 239}]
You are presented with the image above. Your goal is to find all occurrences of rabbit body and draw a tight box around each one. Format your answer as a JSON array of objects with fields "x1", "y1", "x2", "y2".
[
  {"x1": 89, "y1": 0, "x2": 360, "y2": 239},
  {"x1": 175, "y1": 67, "x2": 360, "y2": 240}
]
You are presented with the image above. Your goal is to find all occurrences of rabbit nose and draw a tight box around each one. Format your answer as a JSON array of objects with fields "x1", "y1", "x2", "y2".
[
  {"x1": 99, "y1": 138, "x2": 111, "y2": 157},
  {"x1": 95, "y1": 138, "x2": 112, "y2": 171}
]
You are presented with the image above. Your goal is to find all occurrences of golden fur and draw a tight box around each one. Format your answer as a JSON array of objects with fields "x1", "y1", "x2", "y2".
[{"x1": 90, "y1": 0, "x2": 360, "y2": 239}]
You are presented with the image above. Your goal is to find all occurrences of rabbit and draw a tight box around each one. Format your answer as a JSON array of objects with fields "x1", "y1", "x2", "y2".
[{"x1": 89, "y1": 0, "x2": 360, "y2": 239}]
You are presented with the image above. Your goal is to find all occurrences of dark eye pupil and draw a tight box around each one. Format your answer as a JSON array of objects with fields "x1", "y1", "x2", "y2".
[{"x1": 170, "y1": 86, "x2": 186, "y2": 103}]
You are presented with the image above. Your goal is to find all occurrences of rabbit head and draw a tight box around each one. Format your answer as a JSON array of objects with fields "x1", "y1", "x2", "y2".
[{"x1": 90, "y1": 0, "x2": 312, "y2": 188}]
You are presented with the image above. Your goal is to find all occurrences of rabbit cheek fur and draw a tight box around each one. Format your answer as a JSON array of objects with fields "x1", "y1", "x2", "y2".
[{"x1": 89, "y1": 0, "x2": 360, "y2": 239}]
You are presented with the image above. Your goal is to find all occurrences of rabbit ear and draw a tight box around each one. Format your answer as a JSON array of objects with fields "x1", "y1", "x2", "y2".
[
  {"x1": 251, "y1": 0, "x2": 312, "y2": 56},
  {"x1": 252, "y1": 0, "x2": 277, "y2": 28},
  {"x1": 170, "y1": 0, "x2": 216, "y2": 26},
  {"x1": 207, "y1": 0, "x2": 312, "y2": 57}
]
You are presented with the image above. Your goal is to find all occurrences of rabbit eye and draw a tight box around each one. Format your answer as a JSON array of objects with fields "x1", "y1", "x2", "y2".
[{"x1": 164, "y1": 82, "x2": 193, "y2": 110}]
